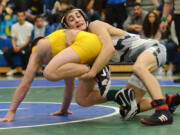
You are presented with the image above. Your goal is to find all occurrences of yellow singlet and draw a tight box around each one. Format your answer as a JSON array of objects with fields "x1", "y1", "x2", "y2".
[
  {"x1": 34, "y1": 29, "x2": 102, "y2": 64},
  {"x1": 47, "y1": 30, "x2": 66, "y2": 57},
  {"x1": 71, "y1": 31, "x2": 102, "y2": 64}
]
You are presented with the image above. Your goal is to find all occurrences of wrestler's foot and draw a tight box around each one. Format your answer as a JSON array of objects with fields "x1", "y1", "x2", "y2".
[
  {"x1": 96, "y1": 65, "x2": 111, "y2": 97},
  {"x1": 141, "y1": 110, "x2": 173, "y2": 125},
  {"x1": 166, "y1": 93, "x2": 180, "y2": 113},
  {"x1": 115, "y1": 88, "x2": 138, "y2": 120},
  {"x1": 141, "y1": 100, "x2": 173, "y2": 126}
]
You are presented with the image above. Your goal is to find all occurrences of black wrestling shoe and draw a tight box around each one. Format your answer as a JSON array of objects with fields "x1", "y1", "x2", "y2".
[
  {"x1": 141, "y1": 110, "x2": 173, "y2": 125},
  {"x1": 166, "y1": 93, "x2": 180, "y2": 113},
  {"x1": 115, "y1": 88, "x2": 138, "y2": 120},
  {"x1": 141, "y1": 100, "x2": 173, "y2": 126},
  {"x1": 96, "y1": 65, "x2": 111, "y2": 97},
  {"x1": 120, "y1": 105, "x2": 138, "y2": 120}
]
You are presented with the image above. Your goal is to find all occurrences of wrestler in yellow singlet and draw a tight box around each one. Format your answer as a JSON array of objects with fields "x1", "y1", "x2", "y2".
[{"x1": 47, "y1": 29, "x2": 102, "y2": 64}]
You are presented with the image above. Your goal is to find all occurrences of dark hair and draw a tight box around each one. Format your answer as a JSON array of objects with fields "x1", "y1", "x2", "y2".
[
  {"x1": 133, "y1": 2, "x2": 142, "y2": 7},
  {"x1": 59, "y1": 5, "x2": 76, "y2": 23},
  {"x1": 60, "y1": 6, "x2": 89, "y2": 29},
  {"x1": 15, "y1": 10, "x2": 25, "y2": 15},
  {"x1": 142, "y1": 12, "x2": 160, "y2": 38},
  {"x1": 35, "y1": 15, "x2": 44, "y2": 21}
]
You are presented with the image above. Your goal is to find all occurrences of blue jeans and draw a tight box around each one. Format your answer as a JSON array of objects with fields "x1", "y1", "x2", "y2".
[{"x1": 161, "y1": 40, "x2": 177, "y2": 63}]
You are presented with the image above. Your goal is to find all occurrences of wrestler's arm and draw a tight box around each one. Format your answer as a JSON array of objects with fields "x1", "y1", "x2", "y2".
[
  {"x1": 65, "y1": 30, "x2": 80, "y2": 46},
  {"x1": 79, "y1": 20, "x2": 114, "y2": 77},
  {"x1": 51, "y1": 78, "x2": 75, "y2": 116},
  {"x1": 92, "y1": 20, "x2": 127, "y2": 37},
  {"x1": 84, "y1": 20, "x2": 126, "y2": 76},
  {"x1": 0, "y1": 47, "x2": 43, "y2": 122}
]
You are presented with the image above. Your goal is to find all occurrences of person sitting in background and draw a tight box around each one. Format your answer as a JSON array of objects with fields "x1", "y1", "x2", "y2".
[
  {"x1": 3, "y1": 11, "x2": 33, "y2": 76},
  {"x1": 136, "y1": 0, "x2": 160, "y2": 8},
  {"x1": 123, "y1": 2, "x2": 147, "y2": 34},
  {"x1": 142, "y1": 11, "x2": 161, "y2": 40},
  {"x1": 47, "y1": 0, "x2": 71, "y2": 30},
  {"x1": 51, "y1": 0, "x2": 70, "y2": 14},
  {"x1": 25, "y1": 0, "x2": 46, "y2": 23},
  {"x1": 0, "y1": 5, "x2": 17, "y2": 39},
  {"x1": 31, "y1": 16, "x2": 52, "y2": 42},
  {"x1": 142, "y1": 11, "x2": 165, "y2": 75},
  {"x1": 161, "y1": 13, "x2": 178, "y2": 76}
]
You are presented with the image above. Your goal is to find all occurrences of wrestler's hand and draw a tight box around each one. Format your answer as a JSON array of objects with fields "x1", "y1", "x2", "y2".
[
  {"x1": 0, "y1": 111, "x2": 15, "y2": 122},
  {"x1": 79, "y1": 70, "x2": 96, "y2": 80},
  {"x1": 65, "y1": 30, "x2": 80, "y2": 46},
  {"x1": 50, "y1": 110, "x2": 72, "y2": 116}
]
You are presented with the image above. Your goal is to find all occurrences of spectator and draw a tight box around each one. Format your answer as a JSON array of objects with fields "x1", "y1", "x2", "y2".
[
  {"x1": 123, "y1": 2, "x2": 147, "y2": 34},
  {"x1": 52, "y1": 0, "x2": 70, "y2": 14},
  {"x1": 51, "y1": 0, "x2": 61, "y2": 14},
  {"x1": 159, "y1": 0, "x2": 180, "y2": 81},
  {"x1": 3, "y1": 11, "x2": 33, "y2": 76},
  {"x1": 105, "y1": 0, "x2": 127, "y2": 29},
  {"x1": 47, "y1": 0, "x2": 71, "y2": 29},
  {"x1": 142, "y1": 11, "x2": 161, "y2": 40},
  {"x1": 142, "y1": 11, "x2": 164, "y2": 76},
  {"x1": 161, "y1": 14, "x2": 178, "y2": 76},
  {"x1": 0, "y1": 6, "x2": 16, "y2": 38},
  {"x1": 25, "y1": 0, "x2": 46, "y2": 23},
  {"x1": 80, "y1": 0, "x2": 103, "y2": 22},
  {"x1": 156, "y1": 0, "x2": 174, "y2": 18},
  {"x1": 136, "y1": 0, "x2": 160, "y2": 8},
  {"x1": 31, "y1": 15, "x2": 52, "y2": 41}
]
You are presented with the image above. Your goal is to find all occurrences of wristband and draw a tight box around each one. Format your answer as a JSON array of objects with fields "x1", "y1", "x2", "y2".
[{"x1": 161, "y1": 17, "x2": 167, "y2": 22}]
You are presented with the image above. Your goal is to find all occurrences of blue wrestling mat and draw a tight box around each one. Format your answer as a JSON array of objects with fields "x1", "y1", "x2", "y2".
[
  {"x1": 0, "y1": 102, "x2": 119, "y2": 129},
  {"x1": 0, "y1": 79, "x2": 180, "y2": 135},
  {"x1": 0, "y1": 79, "x2": 179, "y2": 88}
]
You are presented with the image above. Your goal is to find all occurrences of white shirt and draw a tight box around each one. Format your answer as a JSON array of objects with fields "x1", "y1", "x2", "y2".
[{"x1": 11, "y1": 21, "x2": 33, "y2": 46}]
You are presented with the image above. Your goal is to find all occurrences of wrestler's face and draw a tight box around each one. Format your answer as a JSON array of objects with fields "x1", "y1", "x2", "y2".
[{"x1": 65, "y1": 10, "x2": 87, "y2": 30}]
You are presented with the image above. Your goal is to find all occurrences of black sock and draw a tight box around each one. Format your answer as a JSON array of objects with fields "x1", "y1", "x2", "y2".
[
  {"x1": 106, "y1": 90, "x2": 119, "y2": 101},
  {"x1": 152, "y1": 99, "x2": 168, "y2": 110},
  {"x1": 137, "y1": 104, "x2": 140, "y2": 113}
]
